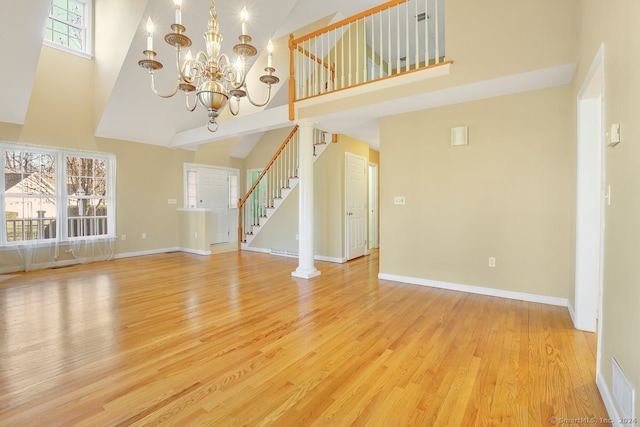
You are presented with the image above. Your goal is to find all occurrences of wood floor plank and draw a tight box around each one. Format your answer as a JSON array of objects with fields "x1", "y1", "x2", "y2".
[{"x1": 0, "y1": 250, "x2": 611, "y2": 426}]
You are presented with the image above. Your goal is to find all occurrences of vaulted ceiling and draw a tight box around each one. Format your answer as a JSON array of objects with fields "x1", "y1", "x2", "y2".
[
  {"x1": 1, "y1": 1, "x2": 576, "y2": 153},
  {"x1": 0, "y1": 0, "x2": 387, "y2": 151}
]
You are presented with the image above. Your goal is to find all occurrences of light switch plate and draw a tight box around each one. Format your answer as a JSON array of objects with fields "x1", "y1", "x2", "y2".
[{"x1": 394, "y1": 196, "x2": 406, "y2": 205}]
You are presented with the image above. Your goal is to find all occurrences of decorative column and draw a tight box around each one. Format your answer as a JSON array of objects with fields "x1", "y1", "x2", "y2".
[{"x1": 292, "y1": 119, "x2": 321, "y2": 279}]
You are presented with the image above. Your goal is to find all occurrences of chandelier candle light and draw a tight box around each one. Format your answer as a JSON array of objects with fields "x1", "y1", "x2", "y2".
[{"x1": 138, "y1": 0, "x2": 279, "y2": 132}]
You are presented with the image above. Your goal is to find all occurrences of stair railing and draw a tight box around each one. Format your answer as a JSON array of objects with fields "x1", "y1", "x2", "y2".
[
  {"x1": 238, "y1": 126, "x2": 299, "y2": 246},
  {"x1": 238, "y1": 126, "x2": 330, "y2": 247},
  {"x1": 288, "y1": 0, "x2": 448, "y2": 119}
]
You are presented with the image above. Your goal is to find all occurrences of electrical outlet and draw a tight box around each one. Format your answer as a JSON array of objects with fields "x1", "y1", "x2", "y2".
[
  {"x1": 488, "y1": 257, "x2": 496, "y2": 267},
  {"x1": 394, "y1": 196, "x2": 406, "y2": 205},
  {"x1": 121, "y1": 234, "x2": 126, "y2": 241}
]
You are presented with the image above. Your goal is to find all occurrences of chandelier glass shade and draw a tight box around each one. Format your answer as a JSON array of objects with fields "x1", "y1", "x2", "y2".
[{"x1": 138, "y1": 0, "x2": 279, "y2": 132}]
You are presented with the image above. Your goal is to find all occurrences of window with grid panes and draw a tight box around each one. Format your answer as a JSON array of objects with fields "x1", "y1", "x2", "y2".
[{"x1": 44, "y1": 0, "x2": 92, "y2": 58}]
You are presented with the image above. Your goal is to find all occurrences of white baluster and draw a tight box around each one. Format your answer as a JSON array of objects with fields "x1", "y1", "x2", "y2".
[
  {"x1": 435, "y1": 0, "x2": 440, "y2": 63},
  {"x1": 415, "y1": 0, "x2": 419, "y2": 69},
  {"x1": 388, "y1": 8, "x2": 392, "y2": 76},
  {"x1": 425, "y1": 0, "x2": 429, "y2": 65},
  {"x1": 405, "y1": 1, "x2": 410, "y2": 72}
]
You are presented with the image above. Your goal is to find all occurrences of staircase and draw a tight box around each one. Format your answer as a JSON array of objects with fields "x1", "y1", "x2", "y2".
[{"x1": 238, "y1": 126, "x2": 331, "y2": 248}]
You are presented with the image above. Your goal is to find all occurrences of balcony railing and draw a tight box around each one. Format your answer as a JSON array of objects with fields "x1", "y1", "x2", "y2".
[
  {"x1": 5, "y1": 217, "x2": 108, "y2": 242},
  {"x1": 288, "y1": 0, "x2": 447, "y2": 118}
]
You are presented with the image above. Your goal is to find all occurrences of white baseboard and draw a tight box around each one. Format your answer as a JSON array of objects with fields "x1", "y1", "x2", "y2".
[
  {"x1": 241, "y1": 246, "x2": 272, "y2": 255},
  {"x1": 315, "y1": 254, "x2": 347, "y2": 263},
  {"x1": 377, "y1": 272, "x2": 568, "y2": 307},
  {"x1": 114, "y1": 247, "x2": 181, "y2": 259},
  {"x1": 179, "y1": 248, "x2": 212, "y2": 256},
  {"x1": 241, "y1": 245, "x2": 346, "y2": 264},
  {"x1": 597, "y1": 372, "x2": 623, "y2": 427}
]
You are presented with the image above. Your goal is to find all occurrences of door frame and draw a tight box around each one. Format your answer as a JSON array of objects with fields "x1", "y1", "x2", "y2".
[
  {"x1": 183, "y1": 163, "x2": 239, "y2": 245},
  {"x1": 368, "y1": 162, "x2": 379, "y2": 249},
  {"x1": 574, "y1": 43, "x2": 605, "y2": 372}
]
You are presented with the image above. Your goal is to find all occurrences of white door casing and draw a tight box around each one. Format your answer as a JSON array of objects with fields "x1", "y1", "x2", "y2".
[
  {"x1": 368, "y1": 163, "x2": 379, "y2": 249},
  {"x1": 194, "y1": 166, "x2": 238, "y2": 245},
  {"x1": 210, "y1": 168, "x2": 230, "y2": 245},
  {"x1": 574, "y1": 44, "x2": 605, "y2": 342}
]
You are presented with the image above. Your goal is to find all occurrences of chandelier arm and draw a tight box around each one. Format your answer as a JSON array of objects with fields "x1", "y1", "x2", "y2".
[
  {"x1": 195, "y1": 50, "x2": 209, "y2": 64},
  {"x1": 229, "y1": 97, "x2": 240, "y2": 116},
  {"x1": 149, "y1": 72, "x2": 180, "y2": 98},
  {"x1": 176, "y1": 50, "x2": 209, "y2": 84},
  {"x1": 184, "y1": 92, "x2": 198, "y2": 112},
  {"x1": 176, "y1": 47, "x2": 193, "y2": 84},
  {"x1": 218, "y1": 53, "x2": 232, "y2": 72},
  {"x1": 245, "y1": 84, "x2": 273, "y2": 108},
  {"x1": 219, "y1": 53, "x2": 246, "y2": 88}
]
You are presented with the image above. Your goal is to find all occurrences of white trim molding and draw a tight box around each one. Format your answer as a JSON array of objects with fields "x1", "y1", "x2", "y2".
[
  {"x1": 378, "y1": 272, "x2": 569, "y2": 307},
  {"x1": 597, "y1": 373, "x2": 623, "y2": 427},
  {"x1": 114, "y1": 247, "x2": 182, "y2": 259}
]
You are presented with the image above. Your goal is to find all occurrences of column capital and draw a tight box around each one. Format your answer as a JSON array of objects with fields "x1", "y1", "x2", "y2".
[{"x1": 295, "y1": 118, "x2": 317, "y2": 129}]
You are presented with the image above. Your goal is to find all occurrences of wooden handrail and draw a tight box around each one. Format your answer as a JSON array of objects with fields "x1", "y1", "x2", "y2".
[
  {"x1": 238, "y1": 125, "x2": 299, "y2": 209},
  {"x1": 290, "y1": 0, "x2": 408, "y2": 46}
]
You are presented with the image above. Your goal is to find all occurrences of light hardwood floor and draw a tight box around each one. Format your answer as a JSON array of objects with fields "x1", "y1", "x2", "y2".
[{"x1": 0, "y1": 250, "x2": 610, "y2": 426}]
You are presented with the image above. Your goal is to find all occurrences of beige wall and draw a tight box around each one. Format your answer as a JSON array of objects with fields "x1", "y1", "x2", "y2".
[
  {"x1": 379, "y1": 86, "x2": 574, "y2": 298},
  {"x1": 99, "y1": 137, "x2": 193, "y2": 254},
  {"x1": 576, "y1": 0, "x2": 640, "y2": 418},
  {"x1": 177, "y1": 210, "x2": 210, "y2": 253}
]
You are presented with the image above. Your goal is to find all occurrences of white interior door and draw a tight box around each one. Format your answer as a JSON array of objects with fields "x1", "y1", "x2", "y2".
[
  {"x1": 198, "y1": 167, "x2": 229, "y2": 245},
  {"x1": 346, "y1": 152, "x2": 367, "y2": 260}
]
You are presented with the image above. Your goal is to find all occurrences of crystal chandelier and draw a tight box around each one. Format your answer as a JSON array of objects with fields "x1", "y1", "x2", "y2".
[{"x1": 138, "y1": 0, "x2": 279, "y2": 132}]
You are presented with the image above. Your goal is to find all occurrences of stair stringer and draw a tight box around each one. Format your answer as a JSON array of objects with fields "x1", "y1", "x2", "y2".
[{"x1": 241, "y1": 141, "x2": 331, "y2": 250}]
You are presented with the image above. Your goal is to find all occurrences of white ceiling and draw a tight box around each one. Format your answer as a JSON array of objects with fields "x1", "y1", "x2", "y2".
[{"x1": 1, "y1": 0, "x2": 574, "y2": 154}]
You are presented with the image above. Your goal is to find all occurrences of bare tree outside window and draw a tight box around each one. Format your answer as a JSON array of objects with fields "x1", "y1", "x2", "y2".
[
  {"x1": 3, "y1": 150, "x2": 57, "y2": 242},
  {"x1": 66, "y1": 156, "x2": 109, "y2": 238},
  {"x1": 2, "y1": 145, "x2": 115, "y2": 244}
]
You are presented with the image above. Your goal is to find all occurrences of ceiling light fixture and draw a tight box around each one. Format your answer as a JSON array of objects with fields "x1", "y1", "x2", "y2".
[{"x1": 138, "y1": 0, "x2": 279, "y2": 132}]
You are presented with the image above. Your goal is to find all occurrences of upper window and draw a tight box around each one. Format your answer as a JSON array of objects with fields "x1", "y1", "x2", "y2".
[{"x1": 44, "y1": 0, "x2": 92, "y2": 58}]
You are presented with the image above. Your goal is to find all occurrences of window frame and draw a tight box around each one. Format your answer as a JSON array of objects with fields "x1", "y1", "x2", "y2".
[
  {"x1": 43, "y1": 0, "x2": 93, "y2": 59},
  {"x1": 1, "y1": 143, "x2": 116, "y2": 247}
]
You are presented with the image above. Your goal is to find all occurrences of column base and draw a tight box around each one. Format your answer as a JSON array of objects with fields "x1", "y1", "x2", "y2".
[{"x1": 291, "y1": 268, "x2": 321, "y2": 279}]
